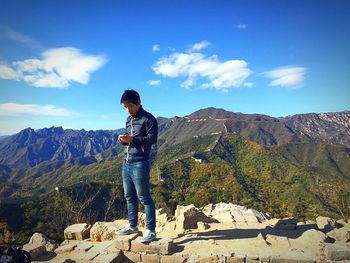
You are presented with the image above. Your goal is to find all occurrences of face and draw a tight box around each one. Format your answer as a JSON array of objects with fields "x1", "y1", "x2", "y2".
[{"x1": 123, "y1": 101, "x2": 141, "y2": 116}]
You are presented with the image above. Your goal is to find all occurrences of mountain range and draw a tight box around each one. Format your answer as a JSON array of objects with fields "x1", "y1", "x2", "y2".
[{"x1": 0, "y1": 108, "x2": 349, "y2": 220}]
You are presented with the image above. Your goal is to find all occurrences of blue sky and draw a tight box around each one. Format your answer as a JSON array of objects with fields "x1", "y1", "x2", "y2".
[{"x1": 0, "y1": 0, "x2": 349, "y2": 135}]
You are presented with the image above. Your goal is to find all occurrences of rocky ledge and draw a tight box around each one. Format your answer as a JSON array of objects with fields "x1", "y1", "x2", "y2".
[{"x1": 23, "y1": 202, "x2": 350, "y2": 262}]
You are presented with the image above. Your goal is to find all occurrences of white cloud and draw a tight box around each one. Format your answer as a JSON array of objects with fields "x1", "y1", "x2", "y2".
[
  {"x1": 0, "y1": 25, "x2": 43, "y2": 49},
  {"x1": 190, "y1": 40, "x2": 211, "y2": 52},
  {"x1": 235, "y1": 24, "x2": 247, "y2": 29},
  {"x1": 0, "y1": 103, "x2": 72, "y2": 116},
  {"x1": 0, "y1": 63, "x2": 21, "y2": 80},
  {"x1": 152, "y1": 43, "x2": 252, "y2": 92},
  {"x1": 152, "y1": 44, "x2": 160, "y2": 52},
  {"x1": 181, "y1": 79, "x2": 194, "y2": 89},
  {"x1": 0, "y1": 47, "x2": 107, "y2": 88},
  {"x1": 262, "y1": 66, "x2": 308, "y2": 88},
  {"x1": 147, "y1": 80, "x2": 161, "y2": 86},
  {"x1": 243, "y1": 82, "x2": 254, "y2": 87}
]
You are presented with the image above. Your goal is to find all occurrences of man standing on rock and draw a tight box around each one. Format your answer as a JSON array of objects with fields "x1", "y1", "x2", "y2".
[{"x1": 117, "y1": 89, "x2": 158, "y2": 243}]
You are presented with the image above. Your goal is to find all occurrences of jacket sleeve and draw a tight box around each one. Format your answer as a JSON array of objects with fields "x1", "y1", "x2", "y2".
[{"x1": 132, "y1": 116, "x2": 158, "y2": 146}]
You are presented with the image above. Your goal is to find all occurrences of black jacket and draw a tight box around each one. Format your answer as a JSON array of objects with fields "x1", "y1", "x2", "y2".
[{"x1": 121, "y1": 106, "x2": 158, "y2": 162}]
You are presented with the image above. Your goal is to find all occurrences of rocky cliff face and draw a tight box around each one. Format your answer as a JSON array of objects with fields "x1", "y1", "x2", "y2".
[
  {"x1": 283, "y1": 110, "x2": 350, "y2": 147},
  {"x1": 21, "y1": 202, "x2": 350, "y2": 263},
  {"x1": 0, "y1": 126, "x2": 125, "y2": 169}
]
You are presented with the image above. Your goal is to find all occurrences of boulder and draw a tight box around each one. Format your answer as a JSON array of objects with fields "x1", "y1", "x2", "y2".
[
  {"x1": 230, "y1": 209, "x2": 247, "y2": 223},
  {"x1": 202, "y1": 202, "x2": 266, "y2": 224},
  {"x1": 156, "y1": 208, "x2": 173, "y2": 227},
  {"x1": 174, "y1": 204, "x2": 210, "y2": 234},
  {"x1": 138, "y1": 212, "x2": 147, "y2": 228},
  {"x1": 136, "y1": 208, "x2": 172, "y2": 230},
  {"x1": 64, "y1": 223, "x2": 91, "y2": 240},
  {"x1": 22, "y1": 244, "x2": 46, "y2": 260},
  {"x1": 295, "y1": 229, "x2": 328, "y2": 248},
  {"x1": 242, "y1": 209, "x2": 260, "y2": 223},
  {"x1": 336, "y1": 218, "x2": 350, "y2": 228},
  {"x1": 249, "y1": 209, "x2": 267, "y2": 223},
  {"x1": 298, "y1": 229, "x2": 327, "y2": 245},
  {"x1": 202, "y1": 203, "x2": 215, "y2": 216},
  {"x1": 211, "y1": 209, "x2": 235, "y2": 223},
  {"x1": 316, "y1": 216, "x2": 335, "y2": 233},
  {"x1": 112, "y1": 219, "x2": 129, "y2": 230},
  {"x1": 197, "y1": 221, "x2": 210, "y2": 230},
  {"x1": 26, "y1": 232, "x2": 58, "y2": 252},
  {"x1": 90, "y1": 222, "x2": 118, "y2": 241},
  {"x1": 327, "y1": 226, "x2": 350, "y2": 244}
]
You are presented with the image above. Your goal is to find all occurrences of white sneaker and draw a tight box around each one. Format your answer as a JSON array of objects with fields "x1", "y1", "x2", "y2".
[
  {"x1": 140, "y1": 229, "x2": 156, "y2": 243},
  {"x1": 117, "y1": 224, "x2": 139, "y2": 235}
]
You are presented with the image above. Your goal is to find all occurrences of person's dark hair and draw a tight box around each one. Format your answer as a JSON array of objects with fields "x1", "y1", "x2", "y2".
[{"x1": 120, "y1": 89, "x2": 140, "y2": 104}]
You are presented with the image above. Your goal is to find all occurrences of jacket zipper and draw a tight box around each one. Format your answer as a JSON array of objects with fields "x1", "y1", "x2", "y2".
[{"x1": 126, "y1": 118, "x2": 134, "y2": 162}]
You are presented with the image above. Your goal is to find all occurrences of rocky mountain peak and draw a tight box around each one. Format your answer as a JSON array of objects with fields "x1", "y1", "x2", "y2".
[
  {"x1": 283, "y1": 110, "x2": 350, "y2": 146},
  {"x1": 186, "y1": 107, "x2": 241, "y2": 119},
  {"x1": 35, "y1": 126, "x2": 64, "y2": 137}
]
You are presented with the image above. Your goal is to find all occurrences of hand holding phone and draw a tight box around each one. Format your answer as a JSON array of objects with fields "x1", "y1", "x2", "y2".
[{"x1": 118, "y1": 134, "x2": 133, "y2": 144}]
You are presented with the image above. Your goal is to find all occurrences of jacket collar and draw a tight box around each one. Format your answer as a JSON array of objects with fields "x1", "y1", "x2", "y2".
[{"x1": 133, "y1": 105, "x2": 144, "y2": 118}]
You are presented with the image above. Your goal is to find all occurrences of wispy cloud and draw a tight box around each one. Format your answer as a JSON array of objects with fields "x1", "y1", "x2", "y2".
[
  {"x1": 190, "y1": 40, "x2": 211, "y2": 52},
  {"x1": 262, "y1": 66, "x2": 308, "y2": 88},
  {"x1": 147, "y1": 80, "x2": 161, "y2": 86},
  {"x1": 152, "y1": 41, "x2": 252, "y2": 92},
  {"x1": 0, "y1": 25, "x2": 43, "y2": 49},
  {"x1": 0, "y1": 103, "x2": 73, "y2": 116},
  {"x1": 235, "y1": 24, "x2": 247, "y2": 29},
  {"x1": 0, "y1": 63, "x2": 21, "y2": 80},
  {"x1": 152, "y1": 44, "x2": 160, "y2": 52},
  {"x1": 0, "y1": 47, "x2": 107, "y2": 88}
]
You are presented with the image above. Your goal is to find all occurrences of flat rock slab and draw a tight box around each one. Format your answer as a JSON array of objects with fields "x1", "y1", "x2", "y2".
[
  {"x1": 324, "y1": 243, "x2": 350, "y2": 261},
  {"x1": 141, "y1": 253, "x2": 161, "y2": 263},
  {"x1": 197, "y1": 254, "x2": 220, "y2": 263},
  {"x1": 226, "y1": 257, "x2": 246, "y2": 263},
  {"x1": 71, "y1": 250, "x2": 101, "y2": 261},
  {"x1": 92, "y1": 250, "x2": 123, "y2": 263},
  {"x1": 113, "y1": 232, "x2": 141, "y2": 251},
  {"x1": 64, "y1": 223, "x2": 91, "y2": 240},
  {"x1": 68, "y1": 242, "x2": 114, "y2": 262},
  {"x1": 161, "y1": 253, "x2": 189, "y2": 263},
  {"x1": 74, "y1": 242, "x2": 94, "y2": 252},
  {"x1": 122, "y1": 251, "x2": 142, "y2": 262},
  {"x1": 54, "y1": 243, "x2": 77, "y2": 254},
  {"x1": 130, "y1": 237, "x2": 175, "y2": 255},
  {"x1": 270, "y1": 258, "x2": 316, "y2": 263}
]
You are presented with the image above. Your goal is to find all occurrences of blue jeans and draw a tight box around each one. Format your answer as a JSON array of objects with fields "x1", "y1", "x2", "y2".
[{"x1": 122, "y1": 160, "x2": 156, "y2": 231}]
